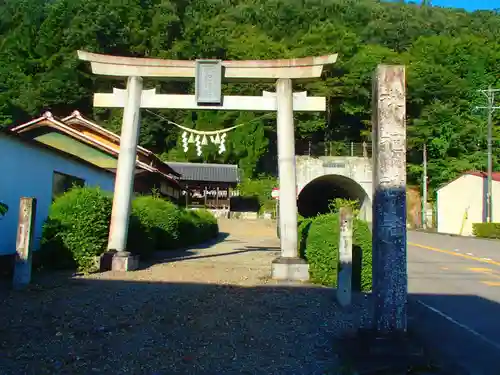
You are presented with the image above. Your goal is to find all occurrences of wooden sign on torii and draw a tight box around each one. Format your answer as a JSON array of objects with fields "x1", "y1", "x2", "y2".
[{"x1": 78, "y1": 50, "x2": 337, "y2": 279}]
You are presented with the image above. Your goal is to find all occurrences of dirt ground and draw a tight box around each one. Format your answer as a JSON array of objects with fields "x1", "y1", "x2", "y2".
[{"x1": 0, "y1": 219, "x2": 368, "y2": 375}]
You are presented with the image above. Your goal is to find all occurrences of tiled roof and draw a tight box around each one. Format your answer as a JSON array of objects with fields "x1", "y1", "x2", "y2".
[
  {"x1": 61, "y1": 110, "x2": 153, "y2": 157},
  {"x1": 167, "y1": 162, "x2": 239, "y2": 183},
  {"x1": 438, "y1": 170, "x2": 500, "y2": 191},
  {"x1": 9, "y1": 111, "x2": 180, "y2": 185},
  {"x1": 466, "y1": 171, "x2": 500, "y2": 182}
]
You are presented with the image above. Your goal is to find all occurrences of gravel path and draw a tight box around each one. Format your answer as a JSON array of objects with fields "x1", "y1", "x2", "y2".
[{"x1": 0, "y1": 219, "x2": 368, "y2": 375}]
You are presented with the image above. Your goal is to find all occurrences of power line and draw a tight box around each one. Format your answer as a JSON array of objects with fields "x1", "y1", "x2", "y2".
[{"x1": 474, "y1": 87, "x2": 500, "y2": 223}]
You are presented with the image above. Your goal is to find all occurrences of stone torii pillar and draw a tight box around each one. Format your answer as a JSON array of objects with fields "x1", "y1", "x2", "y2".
[
  {"x1": 78, "y1": 51, "x2": 337, "y2": 276},
  {"x1": 270, "y1": 78, "x2": 308, "y2": 280}
]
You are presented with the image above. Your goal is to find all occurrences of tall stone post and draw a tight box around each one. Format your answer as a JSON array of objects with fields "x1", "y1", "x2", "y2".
[
  {"x1": 372, "y1": 65, "x2": 407, "y2": 333},
  {"x1": 108, "y1": 76, "x2": 143, "y2": 270},
  {"x1": 271, "y1": 78, "x2": 309, "y2": 281},
  {"x1": 13, "y1": 197, "x2": 36, "y2": 289}
]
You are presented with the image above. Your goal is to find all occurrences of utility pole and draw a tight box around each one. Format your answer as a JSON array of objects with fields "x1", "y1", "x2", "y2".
[
  {"x1": 422, "y1": 143, "x2": 428, "y2": 229},
  {"x1": 475, "y1": 87, "x2": 500, "y2": 223}
]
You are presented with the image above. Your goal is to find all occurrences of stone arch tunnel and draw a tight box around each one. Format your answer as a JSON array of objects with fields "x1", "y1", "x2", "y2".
[{"x1": 297, "y1": 174, "x2": 371, "y2": 221}]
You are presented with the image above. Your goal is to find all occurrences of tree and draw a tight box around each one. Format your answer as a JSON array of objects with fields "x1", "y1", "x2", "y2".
[{"x1": 1, "y1": 0, "x2": 499, "y2": 187}]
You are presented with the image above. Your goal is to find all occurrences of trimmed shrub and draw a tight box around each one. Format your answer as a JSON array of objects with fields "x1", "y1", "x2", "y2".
[
  {"x1": 131, "y1": 196, "x2": 181, "y2": 253},
  {"x1": 178, "y1": 209, "x2": 219, "y2": 247},
  {"x1": 192, "y1": 209, "x2": 219, "y2": 239},
  {"x1": 0, "y1": 201, "x2": 8, "y2": 217},
  {"x1": 126, "y1": 213, "x2": 155, "y2": 258},
  {"x1": 39, "y1": 187, "x2": 219, "y2": 272},
  {"x1": 299, "y1": 213, "x2": 372, "y2": 291},
  {"x1": 39, "y1": 186, "x2": 113, "y2": 271},
  {"x1": 298, "y1": 217, "x2": 313, "y2": 258},
  {"x1": 473, "y1": 223, "x2": 500, "y2": 239}
]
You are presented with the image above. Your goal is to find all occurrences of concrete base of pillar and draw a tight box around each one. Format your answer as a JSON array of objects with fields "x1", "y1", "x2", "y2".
[
  {"x1": 271, "y1": 257, "x2": 309, "y2": 281},
  {"x1": 111, "y1": 253, "x2": 139, "y2": 271},
  {"x1": 97, "y1": 250, "x2": 116, "y2": 272}
]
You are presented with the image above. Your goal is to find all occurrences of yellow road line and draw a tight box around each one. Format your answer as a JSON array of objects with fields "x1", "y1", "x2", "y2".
[
  {"x1": 482, "y1": 281, "x2": 500, "y2": 286},
  {"x1": 408, "y1": 242, "x2": 500, "y2": 267},
  {"x1": 468, "y1": 267, "x2": 500, "y2": 279}
]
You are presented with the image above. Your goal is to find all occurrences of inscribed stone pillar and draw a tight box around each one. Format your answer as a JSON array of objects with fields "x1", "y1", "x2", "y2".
[
  {"x1": 13, "y1": 197, "x2": 36, "y2": 289},
  {"x1": 108, "y1": 76, "x2": 143, "y2": 258},
  {"x1": 372, "y1": 65, "x2": 407, "y2": 333}
]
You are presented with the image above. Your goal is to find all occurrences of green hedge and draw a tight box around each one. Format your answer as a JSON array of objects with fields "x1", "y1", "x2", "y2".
[
  {"x1": 473, "y1": 222, "x2": 500, "y2": 239},
  {"x1": 299, "y1": 213, "x2": 372, "y2": 291},
  {"x1": 131, "y1": 195, "x2": 181, "y2": 253},
  {"x1": 39, "y1": 186, "x2": 219, "y2": 272},
  {"x1": 39, "y1": 187, "x2": 114, "y2": 271},
  {"x1": 178, "y1": 208, "x2": 219, "y2": 247},
  {"x1": 0, "y1": 201, "x2": 7, "y2": 217}
]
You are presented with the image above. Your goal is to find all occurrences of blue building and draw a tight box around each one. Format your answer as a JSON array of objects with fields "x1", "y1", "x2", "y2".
[
  {"x1": 1, "y1": 111, "x2": 182, "y2": 260},
  {"x1": 0, "y1": 129, "x2": 115, "y2": 256}
]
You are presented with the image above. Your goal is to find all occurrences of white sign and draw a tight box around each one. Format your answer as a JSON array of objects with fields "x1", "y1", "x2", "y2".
[
  {"x1": 271, "y1": 187, "x2": 301, "y2": 200},
  {"x1": 271, "y1": 188, "x2": 279, "y2": 200}
]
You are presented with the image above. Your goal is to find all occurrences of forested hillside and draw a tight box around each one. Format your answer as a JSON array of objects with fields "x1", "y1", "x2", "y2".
[{"x1": 1, "y1": 0, "x2": 499, "y2": 190}]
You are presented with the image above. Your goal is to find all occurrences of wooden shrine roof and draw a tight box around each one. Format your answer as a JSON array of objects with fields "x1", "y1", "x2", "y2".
[{"x1": 167, "y1": 162, "x2": 239, "y2": 184}]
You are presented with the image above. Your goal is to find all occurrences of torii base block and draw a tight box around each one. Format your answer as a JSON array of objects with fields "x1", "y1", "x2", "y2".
[
  {"x1": 271, "y1": 257, "x2": 309, "y2": 281},
  {"x1": 111, "y1": 252, "x2": 139, "y2": 272}
]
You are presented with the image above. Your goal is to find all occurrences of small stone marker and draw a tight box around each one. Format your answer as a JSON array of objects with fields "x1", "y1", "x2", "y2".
[
  {"x1": 13, "y1": 197, "x2": 37, "y2": 289},
  {"x1": 337, "y1": 206, "x2": 353, "y2": 307}
]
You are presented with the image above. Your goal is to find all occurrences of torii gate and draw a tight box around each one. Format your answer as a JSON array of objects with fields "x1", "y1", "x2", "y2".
[{"x1": 77, "y1": 50, "x2": 337, "y2": 280}]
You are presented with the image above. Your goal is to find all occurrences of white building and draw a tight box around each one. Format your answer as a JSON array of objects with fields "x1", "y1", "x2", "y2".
[{"x1": 437, "y1": 171, "x2": 500, "y2": 236}]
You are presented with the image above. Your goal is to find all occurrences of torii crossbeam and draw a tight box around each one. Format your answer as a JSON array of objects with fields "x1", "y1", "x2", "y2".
[{"x1": 93, "y1": 88, "x2": 326, "y2": 111}]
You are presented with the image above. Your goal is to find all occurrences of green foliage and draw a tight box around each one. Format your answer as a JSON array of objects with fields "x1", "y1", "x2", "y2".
[
  {"x1": 178, "y1": 208, "x2": 219, "y2": 247},
  {"x1": 192, "y1": 208, "x2": 219, "y2": 238},
  {"x1": 39, "y1": 186, "x2": 113, "y2": 272},
  {"x1": 328, "y1": 198, "x2": 361, "y2": 217},
  {"x1": 299, "y1": 213, "x2": 372, "y2": 291},
  {"x1": 39, "y1": 186, "x2": 219, "y2": 272},
  {"x1": 1, "y1": 0, "x2": 500, "y2": 185},
  {"x1": 131, "y1": 195, "x2": 181, "y2": 253},
  {"x1": 237, "y1": 176, "x2": 278, "y2": 213},
  {"x1": 472, "y1": 223, "x2": 500, "y2": 239},
  {"x1": 0, "y1": 202, "x2": 7, "y2": 217}
]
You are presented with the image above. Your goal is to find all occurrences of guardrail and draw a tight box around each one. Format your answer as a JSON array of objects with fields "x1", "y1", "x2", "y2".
[{"x1": 295, "y1": 141, "x2": 372, "y2": 157}]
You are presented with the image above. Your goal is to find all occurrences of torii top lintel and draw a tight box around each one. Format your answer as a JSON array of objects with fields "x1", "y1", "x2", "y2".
[{"x1": 77, "y1": 50, "x2": 338, "y2": 81}]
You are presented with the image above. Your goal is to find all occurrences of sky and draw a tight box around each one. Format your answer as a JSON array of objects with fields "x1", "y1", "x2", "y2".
[{"x1": 412, "y1": 0, "x2": 498, "y2": 11}]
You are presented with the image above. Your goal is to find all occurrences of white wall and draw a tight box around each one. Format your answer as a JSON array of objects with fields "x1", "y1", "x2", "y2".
[
  {"x1": 437, "y1": 174, "x2": 500, "y2": 236},
  {"x1": 0, "y1": 134, "x2": 115, "y2": 255}
]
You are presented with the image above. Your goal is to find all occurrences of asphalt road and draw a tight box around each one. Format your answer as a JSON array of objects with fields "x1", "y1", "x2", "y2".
[{"x1": 408, "y1": 231, "x2": 500, "y2": 374}]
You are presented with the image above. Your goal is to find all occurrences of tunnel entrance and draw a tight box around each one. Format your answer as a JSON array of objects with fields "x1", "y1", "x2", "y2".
[{"x1": 297, "y1": 174, "x2": 370, "y2": 218}]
